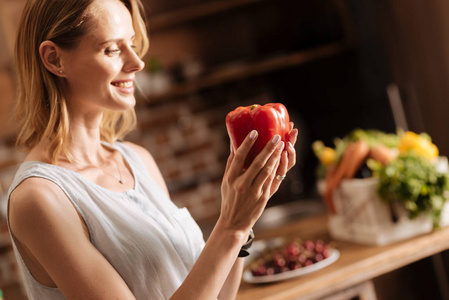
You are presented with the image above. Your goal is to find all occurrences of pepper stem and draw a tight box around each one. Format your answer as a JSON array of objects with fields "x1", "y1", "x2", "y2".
[{"x1": 250, "y1": 104, "x2": 258, "y2": 110}]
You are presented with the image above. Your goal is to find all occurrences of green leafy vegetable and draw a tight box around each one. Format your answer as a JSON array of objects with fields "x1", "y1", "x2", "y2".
[{"x1": 375, "y1": 155, "x2": 449, "y2": 228}]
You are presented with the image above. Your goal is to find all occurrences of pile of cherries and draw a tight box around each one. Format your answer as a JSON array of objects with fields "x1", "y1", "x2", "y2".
[{"x1": 250, "y1": 239, "x2": 333, "y2": 277}]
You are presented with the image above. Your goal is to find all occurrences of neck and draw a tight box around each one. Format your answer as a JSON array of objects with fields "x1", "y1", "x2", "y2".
[{"x1": 62, "y1": 112, "x2": 109, "y2": 167}]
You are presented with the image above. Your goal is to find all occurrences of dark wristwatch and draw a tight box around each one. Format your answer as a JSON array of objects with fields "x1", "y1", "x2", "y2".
[{"x1": 238, "y1": 229, "x2": 255, "y2": 258}]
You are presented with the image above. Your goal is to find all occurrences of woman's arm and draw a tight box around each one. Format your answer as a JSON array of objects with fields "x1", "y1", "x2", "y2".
[
  {"x1": 9, "y1": 179, "x2": 137, "y2": 300},
  {"x1": 218, "y1": 258, "x2": 244, "y2": 300}
]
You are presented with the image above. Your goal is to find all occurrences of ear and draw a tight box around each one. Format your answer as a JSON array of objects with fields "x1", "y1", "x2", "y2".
[{"x1": 39, "y1": 40, "x2": 65, "y2": 77}]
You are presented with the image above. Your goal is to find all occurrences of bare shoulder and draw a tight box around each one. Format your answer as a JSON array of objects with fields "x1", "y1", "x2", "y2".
[
  {"x1": 10, "y1": 177, "x2": 70, "y2": 216},
  {"x1": 9, "y1": 177, "x2": 84, "y2": 241},
  {"x1": 122, "y1": 141, "x2": 170, "y2": 196},
  {"x1": 122, "y1": 141, "x2": 159, "y2": 170},
  {"x1": 122, "y1": 141, "x2": 154, "y2": 160}
]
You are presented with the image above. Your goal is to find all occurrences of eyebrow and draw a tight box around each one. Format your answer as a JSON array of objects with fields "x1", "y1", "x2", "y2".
[{"x1": 99, "y1": 35, "x2": 136, "y2": 45}]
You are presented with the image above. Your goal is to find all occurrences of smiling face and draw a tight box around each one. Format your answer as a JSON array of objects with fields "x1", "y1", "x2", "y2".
[{"x1": 60, "y1": 0, "x2": 145, "y2": 115}]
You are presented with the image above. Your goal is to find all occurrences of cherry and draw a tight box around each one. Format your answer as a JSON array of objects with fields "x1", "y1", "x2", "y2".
[
  {"x1": 304, "y1": 259, "x2": 314, "y2": 267},
  {"x1": 286, "y1": 243, "x2": 301, "y2": 256},
  {"x1": 274, "y1": 255, "x2": 286, "y2": 268},
  {"x1": 314, "y1": 253, "x2": 324, "y2": 263},
  {"x1": 249, "y1": 238, "x2": 335, "y2": 277},
  {"x1": 298, "y1": 254, "x2": 307, "y2": 264},
  {"x1": 304, "y1": 240, "x2": 315, "y2": 251},
  {"x1": 288, "y1": 261, "x2": 302, "y2": 270},
  {"x1": 315, "y1": 240, "x2": 325, "y2": 253},
  {"x1": 251, "y1": 265, "x2": 267, "y2": 276},
  {"x1": 266, "y1": 267, "x2": 275, "y2": 275}
]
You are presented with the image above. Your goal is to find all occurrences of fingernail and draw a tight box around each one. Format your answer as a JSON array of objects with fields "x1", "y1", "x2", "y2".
[
  {"x1": 277, "y1": 141, "x2": 285, "y2": 151},
  {"x1": 250, "y1": 130, "x2": 258, "y2": 140},
  {"x1": 271, "y1": 135, "x2": 281, "y2": 144},
  {"x1": 289, "y1": 141, "x2": 294, "y2": 149}
]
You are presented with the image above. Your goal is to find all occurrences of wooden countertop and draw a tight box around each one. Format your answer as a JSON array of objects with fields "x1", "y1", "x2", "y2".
[{"x1": 236, "y1": 213, "x2": 449, "y2": 300}]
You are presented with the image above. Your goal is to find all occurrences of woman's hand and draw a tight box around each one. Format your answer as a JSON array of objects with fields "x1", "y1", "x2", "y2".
[{"x1": 219, "y1": 126, "x2": 298, "y2": 233}]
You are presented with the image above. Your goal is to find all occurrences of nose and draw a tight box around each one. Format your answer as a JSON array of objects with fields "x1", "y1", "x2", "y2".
[{"x1": 124, "y1": 46, "x2": 145, "y2": 73}]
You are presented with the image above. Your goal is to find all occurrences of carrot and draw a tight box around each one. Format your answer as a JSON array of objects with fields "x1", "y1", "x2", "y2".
[
  {"x1": 323, "y1": 166, "x2": 337, "y2": 213},
  {"x1": 344, "y1": 141, "x2": 370, "y2": 178},
  {"x1": 370, "y1": 144, "x2": 397, "y2": 166},
  {"x1": 324, "y1": 141, "x2": 370, "y2": 214},
  {"x1": 324, "y1": 143, "x2": 356, "y2": 213}
]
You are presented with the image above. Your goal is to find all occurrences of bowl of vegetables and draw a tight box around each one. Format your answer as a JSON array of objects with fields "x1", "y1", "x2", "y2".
[{"x1": 313, "y1": 129, "x2": 449, "y2": 245}]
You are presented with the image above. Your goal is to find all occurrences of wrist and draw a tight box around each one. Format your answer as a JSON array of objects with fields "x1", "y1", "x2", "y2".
[
  {"x1": 238, "y1": 228, "x2": 255, "y2": 258},
  {"x1": 215, "y1": 218, "x2": 251, "y2": 245}
]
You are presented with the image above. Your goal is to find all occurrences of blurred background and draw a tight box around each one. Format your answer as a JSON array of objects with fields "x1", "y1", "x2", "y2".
[{"x1": 1, "y1": 0, "x2": 449, "y2": 298}]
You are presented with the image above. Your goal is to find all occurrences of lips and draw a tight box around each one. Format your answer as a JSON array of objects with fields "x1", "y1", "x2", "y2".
[
  {"x1": 111, "y1": 80, "x2": 135, "y2": 95},
  {"x1": 111, "y1": 81, "x2": 133, "y2": 88}
]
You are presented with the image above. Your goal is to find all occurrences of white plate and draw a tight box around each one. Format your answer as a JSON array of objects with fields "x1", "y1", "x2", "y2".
[{"x1": 242, "y1": 240, "x2": 340, "y2": 284}]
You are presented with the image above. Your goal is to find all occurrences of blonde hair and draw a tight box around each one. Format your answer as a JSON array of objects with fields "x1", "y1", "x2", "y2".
[{"x1": 15, "y1": 0, "x2": 149, "y2": 163}]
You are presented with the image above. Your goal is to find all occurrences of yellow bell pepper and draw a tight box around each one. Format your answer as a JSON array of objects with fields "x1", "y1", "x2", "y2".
[{"x1": 398, "y1": 131, "x2": 438, "y2": 160}]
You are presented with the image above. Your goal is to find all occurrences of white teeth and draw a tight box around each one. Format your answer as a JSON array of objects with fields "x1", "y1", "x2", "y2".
[{"x1": 114, "y1": 82, "x2": 133, "y2": 88}]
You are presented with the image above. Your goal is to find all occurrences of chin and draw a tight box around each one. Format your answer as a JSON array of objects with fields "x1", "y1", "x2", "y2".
[
  {"x1": 113, "y1": 94, "x2": 136, "y2": 109},
  {"x1": 119, "y1": 99, "x2": 136, "y2": 111}
]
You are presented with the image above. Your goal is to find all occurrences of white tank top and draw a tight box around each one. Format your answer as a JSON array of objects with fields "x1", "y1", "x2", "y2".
[{"x1": 6, "y1": 142, "x2": 205, "y2": 299}]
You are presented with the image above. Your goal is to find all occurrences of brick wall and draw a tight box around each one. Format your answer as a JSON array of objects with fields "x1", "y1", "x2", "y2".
[{"x1": 134, "y1": 96, "x2": 226, "y2": 222}]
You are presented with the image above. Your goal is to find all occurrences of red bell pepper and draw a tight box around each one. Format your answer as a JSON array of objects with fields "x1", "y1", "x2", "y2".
[{"x1": 226, "y1": 103, "x2": 291, "y2": 169}]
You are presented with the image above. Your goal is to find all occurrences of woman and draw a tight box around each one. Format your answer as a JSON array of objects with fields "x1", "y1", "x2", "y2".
[{"x1": 7, "y1": 0, "x2": 298, "y2": 299}]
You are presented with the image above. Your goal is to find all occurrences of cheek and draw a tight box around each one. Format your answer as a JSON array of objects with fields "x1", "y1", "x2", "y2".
[
  {"x1": 66, "y1": 57, "x2": 122, "y2": 90},
  {"x1": 92, "y1": 63, "x2": 119, "y2": 81}
]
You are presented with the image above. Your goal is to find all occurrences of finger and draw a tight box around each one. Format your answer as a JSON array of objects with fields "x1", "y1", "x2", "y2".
[
  {"x1": 289, "y1": 128, "x2": 298, "y2": 146},
  {"x1": 243, "y1": 135, "x2": 283, "y2": 182},
  {"x1": 228, "y1": 130, "x2": 258, "y2": 178},
  {"x1": 286, "y1": 142, "x2": 296, "y2": 171},
  {"x1": 224, "y1": 144, "x2": 235, "y2": 174},
  {"x1": 277, "y1": 150, "x2": 289, "y2": 180},
  {"x1": 269, "y1": 150, "x2": 288, "y2": 196},
  {"x1": 261, "y1": 164, "x2": 279, "y2": 204},
  {"x1": 251, "y1": 141, "x2": 284, "y2": 190}
]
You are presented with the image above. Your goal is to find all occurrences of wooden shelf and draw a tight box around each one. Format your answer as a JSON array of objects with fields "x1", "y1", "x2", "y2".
[
  {"x1": 147, "y1": 0, "x2": 267, "y2": 31},
  {"x1": 144, "y1": 41, "x2": 354, "y2": 103}
]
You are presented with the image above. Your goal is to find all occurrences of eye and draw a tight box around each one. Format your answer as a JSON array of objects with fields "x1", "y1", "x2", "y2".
[{"x1": 105, "y1": 48, "x2": 120, "y2": 55}]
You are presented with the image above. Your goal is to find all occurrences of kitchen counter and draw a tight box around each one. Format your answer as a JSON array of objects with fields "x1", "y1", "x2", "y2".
[{"x1": 237, "y1": 213, "x2": 449, "y2": 300}]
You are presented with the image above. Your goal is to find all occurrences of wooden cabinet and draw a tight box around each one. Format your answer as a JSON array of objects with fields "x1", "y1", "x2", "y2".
[{"x1": 139, "y1": 0, "x2": 355, "y2": 104}]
